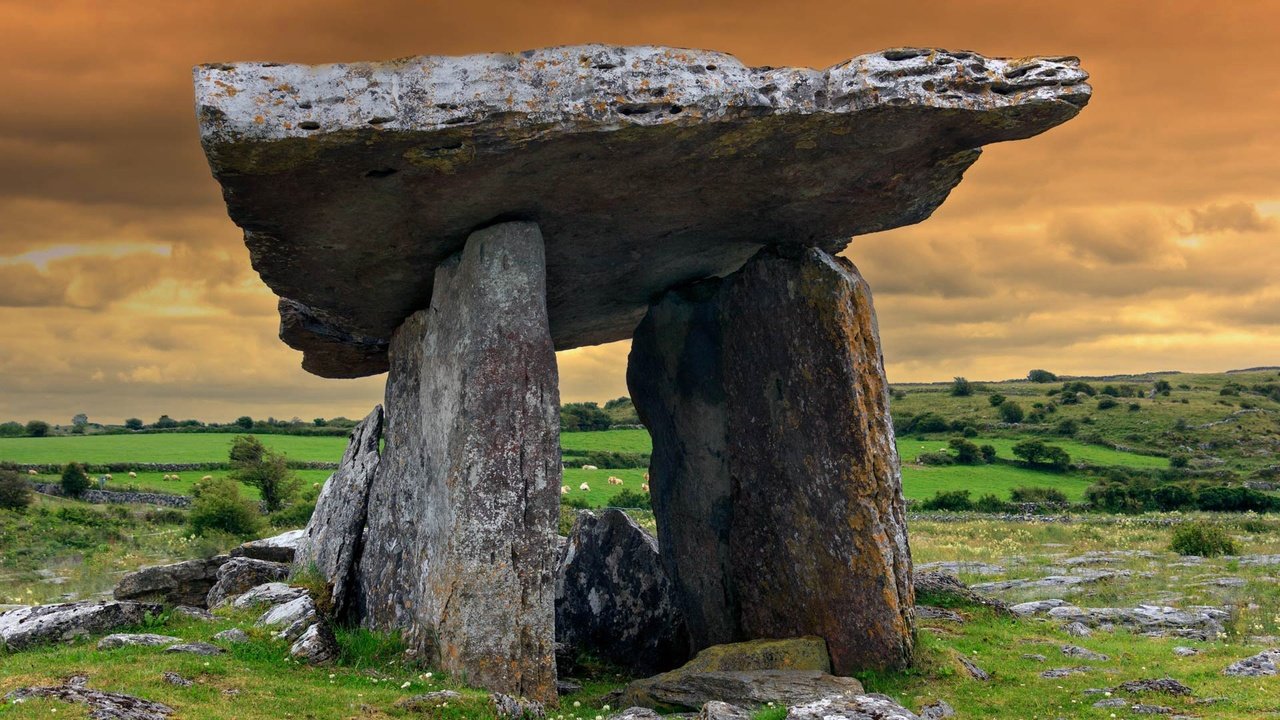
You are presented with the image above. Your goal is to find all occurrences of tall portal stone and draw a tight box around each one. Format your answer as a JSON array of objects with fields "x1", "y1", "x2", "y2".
[
  {"x1": 354, "y1": 221, "x2": 561, "y2": 702},
  {"x1": 628, "y1": 247, "x2": 914, "y2": 674}
]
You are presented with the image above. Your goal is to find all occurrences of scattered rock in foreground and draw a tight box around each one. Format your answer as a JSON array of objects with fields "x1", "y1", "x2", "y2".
[
  {"x1": 1064, "y1": 621, "x2": 1091, "y2": 637},
  {"x1": 162, "y1": 672, "x2": 193, "y2": 687},
  {"x1": 609, "y1": 709, "x2": 662, "y2": 720},
  {"x1": 1172, "y1": 646, "x2": 1199, "y2": 657},
  {"x1": 914, "y1": 606, "x2": 964, "y2": 624},
  {"x1": 698, "y1": 700, "x2": 752, "y2": 720},
  {"x1": 1114, "y1": 678, "x2": 1193, "y2": 696},
  {"x1": 113, "y1": 556, "x2": 228, "y2": 608},
  {"x1": 396, "y1": 691, "x2": 462, "y2": 711},
  {"x1": 1061, "y1": 645, "x2": 1108, "y2": 661},
  {"x1": 1223, "y1": 648, "x2": 1280, "y2": 677},
  {"x1": 233, "y1": 529, "x2": 306, "y2": 564},
  {"x1": 919, "y1": 699, "x2": 955, "y2": 719},
  {"x1": 958, "y1": 656, "x2": 990, "y2": 681},
  {"x1": 97, "y1": 633, "x2": 181, "y2": 650},
  {"x1": 1, "y1": 601, "x2": 164, "y2": 651},
  {"x1": 972, "y1": 569, "x2": 1130, "y2": 593},
  {"x1": 492, "y1": 692, "x2": 546, "y2": 720},
  {"x1": 5, "y1": 684, "x2": 173, "y2": 720},
  {"x1": 256, "y1": 595, "x2": 318, "y2": 642},
  {"x1": 623, "y1": 669, "x2": 864, "y2": 711},
  {"x1": 1041, "y1": 666, "x2": 1091, "y2": 678},
  {"x1": 1010, "y1": 599, "x2": 1072, "y2": 617},
  {"x1": 914, "y1": 572, "x2": 1010, "y2": 615},
  {"x1": 916, "y1": 561, "x2": 1006, "y2": 577},
  {"x1": 1047, "y1": 605, "x2": 1227, "y2": 640},
  {"x1": 205, "y1": 557, "x2": 289, "y2": 608},
  {"x1": 289, "y1": 623, "x2": 338, "y2": 664},
  {"x1": 785, "y1": 694, "x2": 922, "y2": 720},
  {"x1": 171, "y1": 606, "x2": 213, "y2": 621},
  {"x1": 212, "y1": 628, "x2": 250, "y2": 644},
  {"x1": 164, "y1": 641, "x2": 225, "y2": 656}
]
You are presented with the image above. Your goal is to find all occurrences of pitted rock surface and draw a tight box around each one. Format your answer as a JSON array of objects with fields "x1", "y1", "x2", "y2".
[
  {"x1": 205, "y1": 557, "x2": 289, "y2": 608},
  {"x1": 555, "y1": 508, "x2": 690, "y2": 673},
  {"x1": 229, "y1": 582, "x2": 306, "y2": 609},
  {"x1": 97, "y1": 633, "x2": 181, "y2": 650},
  {"x1": 629, "y1": 248, "x2": 913, "y2": 672},
  {"x1": 353, "y1": 222, "x2": 560, "y2": 702},
  {"x1": 194, "y1": 45, "x2": 1090, "y2": 377},
  {"x1": 294, "y1": 405, "x2": 382, "y2": 618},
  {"x1": 4, "y1": 685, "x2": 173, "y2": 720},
  {"x1": 1, "y1": 601, "x2": 164, "y2": 651},
  {"x1": 1223, "y1": 648, "x2": 1280, "y2": 676},
  {"x1": 785, "y1": 695, "x2": 921, "y2": 720}
]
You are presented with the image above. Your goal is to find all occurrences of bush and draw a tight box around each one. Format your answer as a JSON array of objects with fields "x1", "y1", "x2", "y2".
[
  {"x1": 60, "y1": 462, "x2": 90, "y2": 498},
  {"x1": 988, "y1": 393, "x2": 1006, "y2": 407},
  {"x1": 1055, "y1": 418, "x2": 1079, "y2": 436},
  {"x1": 1128, "y1": 402, "x2": 1141, "y2": 412},
  {"x1": 920, "y1": 490, "x2": 974, "y2": 511},
  {"x1": 143, "y1": 508, "x2": 187, "y2": 525},
  {"x1": 1097, "y1": 397, "x2": 1119, "y2": 410},
  {"x1": 948, "y1": 438, "x2": 982, "y2": 464},
  {"x1": 961, "y1": 425, "x2": 979, "y2": 438},
  {"x1": 268, "y1": 499, "x2": 316, "y2": 529},
  {"x1": 916, "y1": 451, "x2": 955, "y2": 466},
  {"x1": 0, "y1": 421, "x2": 23, "y2": 437},
  {"x1": 975, "y1": 494, "x2": 1011, "y2": 513},
  {"x1": 904, "y1": 412, "x2": 950, "y2": 434},
  {"x1": 609, "y1": 489, "x2": 652, "y2": 510},
  {"x1": 1062, "y1": 381, "x2": 1097, "y2": 396},
  {"x1": 124, "y1": 418, "x2": 144, "y2": 430},
  {"x1": 560, "y1": 402, "x2": 613, "y2": 431},
  {"x1": 567, "y1": 451, "x2": 649, "y2": 469},
  {"x1": 1012, "y1": 440, "x2": 1071, "y2": 471},
  {"x1": 979, "y1": 444, "x2": 997, "y2": 463},
  {"x1": 1170, "y1": 522, "x2": 1238, "y2": 557},
  {"x1": 950, "y1": 377, "x2": 974, "y2": 397},
  {"x1": 1196, "y1": 486, "x2": 1279, "y2": 513},
  {"x1": 228, "y1": 435, "x2": 300, "y2": 513},
  {"x1": 25, "y1": 420, "x2": 50, "y2": 437},
  {"x1": 189, "y1": 477, "x2": 263, "y2": 538},
  {"x1": 1169, "y1": 454, "x2": 1190, "y2": 469},
  {"x1": 0, "y1": 464, "x2": 33, "y2": 511},
  {"x1": 1028, "y1": 369, "x2": 1058, "y2": 383},
  {"x1": 1009, "y1": 486, "x2": 1068, "y2": 504},
  {"x1": 999, "y1": 401, "x2": 1025, "y2": 423}
]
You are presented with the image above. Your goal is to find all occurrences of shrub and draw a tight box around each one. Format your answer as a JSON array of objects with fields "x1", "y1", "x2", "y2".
[
  {"x1": 917, "y1": 451, "x2": 955, "y2": 466},
  {"x1": 1056, "y1": 418, "x2": 1079, "y2": 436},
  {"x1": 1009, "y1": 486, "x2": 1068, "y2": 504},
  {"x1": 228, "y1": 435, "x2": 300, "y2": 513},
  {"x1": 1170, "y1": 454, "x2": 1190, "y2": 469},
  {"x1": 560, "y1": 402, "x2": 613, "y2": 431},
  {"x1": 948, "y1": 438, "x2": 982, "y2": 464},
  {"x1": 1028, "y1": 369, "x2": 1058, "y2": 383},
  {"x1": 1061, "y1": 381, "x2": 1097, "y2": 396},
  {"x1": 60, "y1": 462, "x2": 90, "y2": 498},
  {"x1": 1128, "y1": 402, "x2": 1141, "y2": 412},
  {"x1": 1170, "y1": 522, "x2": 1238, "y2": 557},
  {"x1": 1097, "y1": 397, "x2": 1119, "y2": 410},
  {"x1": 974, "y1": 494, "x2": 1011, "y2": 513},
  {"x1": 950, "y1": 377, "x2": 974, "y2": 397},
  {"x1": 562, "y1": 495, "x2": 591, "y2": 510},
  {"x1": 998, "y1": 401, "x2": 1025, "y2": 423},
  {"x1": 25, "y1": 420, "x2": 50, "y2": 437},
  {"x1": 153, "y1": 414, "x2": 178, "y2": 429},
  {"x1": 1012, "y1": 440, "x2": 1071, "y2": 471},
  {"x1": 1152, "y1": 484, "x2": 1195, "y2": 511},
  {"x1": 1196, "y1": 486, "x2": 1279, "y2": 513},
  {"x1": 609, "y1": 489, "x2": 652, "y2": 510},
  {"x1": 189, "y1": 477, "x2": 263, "y2": 538},
  {"x1": 979, "y1": 444, "x2": 997, "y2": 463},
  {"x1": 0, "y1": 464, "x2": 33, "y2": 512},
  {"x1": 143, "y1": 508, "x2": 187, "y2": 525},
  {"x1": 961, "y1": 425, "x2": 979, "y2": 438},
  {"x1": 905, "y1": 412, "x2": 950, "y2": 434},
  {"x1": 567, "y1": 451, "x2": 649, "y2": 469},
  {"x1": 0, "y1": 421, "x2": 23, "y2": 437},
  {"x1": 1154, "y1": 380, "x2": 1172, "y2": 395},
  {"x1": 920, "y1": 490, "x2": 974, "y2": 511},
  {"x1": 124, "y1": 418, "x2": 144, "y2": 430},
  {"x1": 988, "y1": 393, "x2": 1006, "y2": 407},
  {"x1": 269, "y1": 499, "x2": 316, "y2": 528}
]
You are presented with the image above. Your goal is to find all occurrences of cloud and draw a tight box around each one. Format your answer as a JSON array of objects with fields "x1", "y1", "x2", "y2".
[{"x1": 1187, "y1": 202, "x2": 1275, "y2": 234}]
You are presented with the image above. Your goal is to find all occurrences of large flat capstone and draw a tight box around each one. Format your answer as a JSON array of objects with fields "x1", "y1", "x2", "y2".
[{"x1": 194, "y1": 45, "x2": 1090, "y2": 377}]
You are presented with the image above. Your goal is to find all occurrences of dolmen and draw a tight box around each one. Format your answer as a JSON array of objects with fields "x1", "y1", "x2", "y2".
[{"x1": 194, "y1": 44, "x2": 1090, "y2": 702}]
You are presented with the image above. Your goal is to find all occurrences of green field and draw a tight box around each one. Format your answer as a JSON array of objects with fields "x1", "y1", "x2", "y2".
[
  {"x1": 0, "y1": 433, "x2": 347, "y2": 464},
  {"x1": 900, "y1": 463, "x2": 1093, "y2": 501}
]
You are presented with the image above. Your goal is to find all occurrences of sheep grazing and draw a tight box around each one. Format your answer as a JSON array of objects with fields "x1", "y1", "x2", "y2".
[
  {"x1": 560, "y1": 485, "x2": 569, "y2": 495},
  {"x1": 201, "y1": 474, "x2": 213, "y2": 482},
  {"x1": 162, "y1": 474, "x2": 173, "y2": 481},
  {"x1": 644, "y1": 471, "x2": 650, "y2": 482},
  {"x1": 172, "y1": 474, "x2": 181, "y2": 481},
  {"x1": 579, "y1": 482, "x2": 590, "y2": 491},
  {"x1": 103, "y1": 474, "x2": 113, "y2": 481},
  {"x1": 641, "y1": 483, "x2": 650, "y2": 492},
  {"x1": 128, "y1": 471, "x2": 137, "y2": 478},
  {"x1": 26, "y1": 469, "x2": 37, "y2": 476},
  {"x1": 607, "y1": 476, "x2": 623, "y2": 486},
  {"x1": 581, "y1": 464, "x2": 598, "y2": 471}
]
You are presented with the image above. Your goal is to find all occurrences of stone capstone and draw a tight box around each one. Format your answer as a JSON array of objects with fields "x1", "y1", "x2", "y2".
[
  {"x1": 113, "y1": 556, "x2": 229, "y2": 608},
  {"x1": 194, "y1": 45, "x2": 1090, "y2": 378},
  {"x1": 555, "y1": 508, "x2": 691, "y2": 673},
  {"x1": 205, "y1": 557, "x2": 289, "y2": 608},
  {"x1": 353, "y1": 221, "x2": 560, "y2": 702},
  {"x1": 627, "y1": 247, "x2": 914, "y2": 672},
  {"x1": 232, "y1": 529, "x2": 306, "y2": 564},
  {"x1": 0, "y1": 601, "x2": 164, "y2": 651},
  {"x1": 294, "y1": 404, "x2": 383, "y2": 618}
]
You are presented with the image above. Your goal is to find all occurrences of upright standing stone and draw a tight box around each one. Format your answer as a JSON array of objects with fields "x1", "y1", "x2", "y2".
[
  {"x1": 354, "y1": 221, "x2": 561, "y2": 702},
  {"x1": 628, "y1": 247, "x2": 914, "y2": 674},
  {"x1": 294, "y1": 405, "x2": 383, "y2": 618}
]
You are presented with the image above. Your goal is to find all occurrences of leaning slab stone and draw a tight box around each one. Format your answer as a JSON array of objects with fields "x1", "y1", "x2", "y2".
[
  {"x1": 1, "y1": 601, "x2": 164, "y2": 651},
  {"x1": 628, "y1": 248, "x2": 914, "y2": 672},
  {"x1": 556, "y1": 508, "x2": 691, "y2": 673},
  {"x1": 354, "y1": 222, "x2": 560, "y2": 702},
  {"x1": 97, "y1": 633, "x2": 181, "y2": 650},
  {"x1": 4, "y1": 685, "x2": 173, "y2": 720},
  {"x1": 293, "y1": 405, "x2": 382, "y2": 618},
  {"x1": 206, "y1": 557, "x2": 289, "y2": 608},
  {"x1": 232, "y1": 529, "x2": 306, "y2": 564},
  {"x1": 113, "y1": 556, "x2": 229, "y2": 608},
  {"x1": 786, "y1": 695, "x2": 921, "y2": 720},
  {"x1": 194, "y1": 45, "x2": 1090, "y2": 378}
]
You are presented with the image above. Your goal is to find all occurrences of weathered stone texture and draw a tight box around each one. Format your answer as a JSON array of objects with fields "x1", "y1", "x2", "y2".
[
  {"x1": 194, "y1": 45, "x2": 1090, "y2": 377},
  {"x1": 113, "y1": 556, "x2": 229, "y2": 608},
  {"x1": 206, "y1": 557, "x2": 289, "y2": 608},
  {"x1": 294, "y1": 404, "x2": 383, "y2": 617},
  {"x1": 354, "y1": 221, "x2": 560, "y2": 702},
  {"x1": 555, "y1": 508, "x2": 691, "y2": 673},
  {"x1": 0, "y1": 601, "x2": 164, "y2": 651},
  {"x1": 628, "y1": 247, "x2": 914, "y2": 673}
]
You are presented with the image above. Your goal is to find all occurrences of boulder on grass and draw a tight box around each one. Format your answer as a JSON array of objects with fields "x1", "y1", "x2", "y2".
[
  {"x1": 206, "y1": 557, "x2": 290, "y2": 608},
  {"x1": 229, "y1": 582, "x2": 307, "y2": 609},
  {"x1": 113, "y1": 556, "x2": 229, "y2": 608},
  {"x1": 1, "y1": 601, "x2": 164, "y2": 651},
  {"x1": 289, "y1": 623, "x2": 338, "y2": 664},
  {"x1": 97, "y1": 633, "x2": 181, "y2": 650},
  {"x1": 233, "y1": 528, "x2": 306, "y2": 563},
  {"x1": 4, "y1": 685, "x2": 173, "y2": 720},
  {"x1": 786, "y1": 695, "x2": 921, "y2": 720}
]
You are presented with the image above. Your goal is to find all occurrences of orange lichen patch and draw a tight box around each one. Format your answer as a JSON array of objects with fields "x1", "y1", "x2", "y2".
[{"x1": 253, "y1": 115, "x2": 265, "y2": 124}]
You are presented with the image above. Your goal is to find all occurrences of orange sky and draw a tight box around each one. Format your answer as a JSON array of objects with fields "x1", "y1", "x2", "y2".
[{"x1": 1, "y1": 0, "x2": 1277, "y2": 424}]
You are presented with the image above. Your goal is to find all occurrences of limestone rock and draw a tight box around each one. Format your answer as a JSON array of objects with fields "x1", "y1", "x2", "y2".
[
  {"x1": 1, "y1": 601, "x2": 164, "y2": 651},
  {"x1": 1223, "y1": 648, "x2": 1280, "y2": 676},
  {"x1": 1010, "y1": 598, "x2": 1071, "y2": 616},
  {"x1": 232, "y1": 529, "x2": 306, "y2": 564},
  {"x1": 4, "y1": 685, "x2": 173, "y2": 719},
  {"x1": 162, "y1": 672, "x2": 193, "y2": 687},
  {"x1": 256, "y1": 595, "x2": 317, "y2": 640},
  {"x1": 113, "y1": 556, "x2": 229, "y2": 608},
  {"x1": 294, "y1": 405, "x2": 382, "y2": 618},
  {"x1": 492, "y1": 692, "x2": 546, "y2": 720},
  {"x1": 97, "y1": 633, "x2": 181, "y2": 650},
  {"x1": 664, "y1": 637, "x2": 833, "y2": 674},
  {"x1": 212, "y1": 628, "x2": 249, "y2": 644},
  {"x1": 699, "y1": 701, "x2": 752, "y2": 720},
  {"x1": 624, "y1": 669, "x2": 865, "y2": 711},
  {"x1": 918, "y1": 699, "x2": 954, "y2": 719},
  {"x1": 555, "y1": 508, "x2": 691, "y2": 673},
  {"x1": 205, "y1": 557, "x2": 289, "y2": 608},
  {"x1": 194, "y1": 45, "x2": 1090, "y2": 378},
  {"x1": 1114, "y1": 678, "x2": 1193, "y2": 696},
  {"x1": 629, "y1": 248, "x2": 914, "y2": 672},
  {"x1": 163, "y1": 642, "x2": 225, "y2": 656},
  {"x1": 1061, "y1": 645, "x2": 1108, "y2": 661},
  {"x1": 397, "y1": 691, "x2": 462, "y2": 710},
  {"x1": 958, "y1": 657, "x2": 990, "y2": 681},
  {"x1": 229, "y1": 582, "x2": 306, "y2": 609},
  {"x1": 609, "y1": 709, "x2": 661, "y2": 720},
  {"x1": 289, "y1": 623, "x2": 338, "y2": 664},
  {"x1": 914, "y1": 606, "x2": 964, "y2": 624},
  {"x1": 171, "y1": 606, "x2": 213, "y2": 621},
  {"x1": 786, "y1": 695, "x2": 921, "y2": 720},
  {"x1": 354, "y1": 222, "x2": 560, "y2": 702},
  {"x1": 1047, "y1": 605, "x2": 1227, "y2": 640}
]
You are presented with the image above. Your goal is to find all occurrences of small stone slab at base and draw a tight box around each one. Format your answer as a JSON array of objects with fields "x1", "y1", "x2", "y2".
[
  {"x1": 97, "y1": 634, "x2": 181, "y2": 650},
  {"x1": 1, "y1": 601, "x2": 164, "y2": 651},
  {"x1": 786, "y1": 695, "x2": 921, "y2": 720},
  {"x1": 623, "y1": 669, "x2": 864, "y2": 711},
  {"x1": 113, "y1": 556, "x2": 229, "y2": 608},
  {"x1": 5, "y1": 685, "x2": 173, "y2": 720},
  {"x1": 289, "y1": 623, "x2": 338, "y2": 664},
  {"x1": 163, "y1": 642, "x2": 225, "y2": 656},
  {"x1": 205, "y1": 557, "x2": 289, "y2": 608},
  {"x1": 229, "y1": 582, "x2": 306, "y2": 609},
  {"x1": 232, "y1": 529, "x2": 306, "y2": 564}
]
